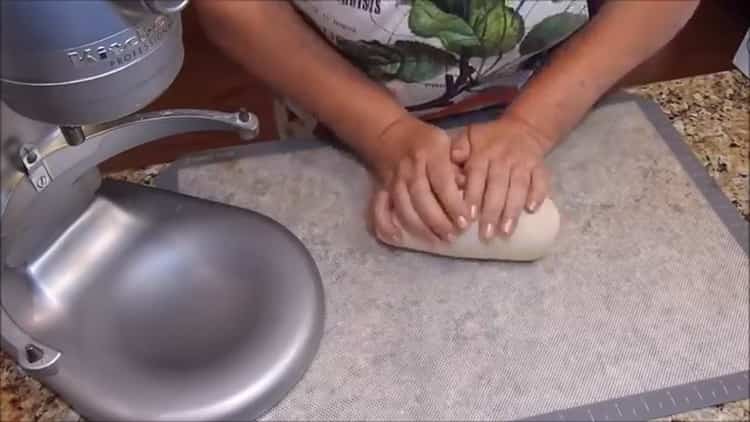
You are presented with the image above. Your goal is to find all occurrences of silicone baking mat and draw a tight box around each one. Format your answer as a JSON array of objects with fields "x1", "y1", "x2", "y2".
[{"x1": 156, "y1": 94, "x2": 749, "y2": 421}]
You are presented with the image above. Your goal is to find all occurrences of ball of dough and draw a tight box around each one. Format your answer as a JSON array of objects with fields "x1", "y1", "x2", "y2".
[{"x1": 382, "y1": 198, "x2": 560, "y2": 261}]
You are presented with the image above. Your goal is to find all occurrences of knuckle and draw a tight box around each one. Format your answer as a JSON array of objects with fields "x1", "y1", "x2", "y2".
[
  {"x1": 373, "y1": 222, "x2": 388, "y2": 239},
  {"x1": 428, "y1": 126, "x2": 449, "y2": 141},
  {"x1": 468, "y1": 169, "x2": 487, "y2": 185},
  {"x1": 510, "y1": 188, "x2": 528, "y2": 205},
  {"x1": 507, "y1": 205, "x2": 524, "y2": 220},
  {"x1": 411, "y1": 223, "x2": 428, "y2": 238},
  {"x1": 501, "y1": 154, "x2": 516, "y2": 167},
  {"x1": 430, "y1": 223, "x2": 451, "y2": 238},
  {"x1": 375, "y1": 214, "x2": 392, "y2": 231},
  {"x1": 372, "y1": 210, "x2": 385, "y2": 227},
  {"x1": 435, "y1": 182, "x2": 455, "y2": 200},
  {"x1": 465, "y1": 160, "x2": 486, "y2": 174},
  {"x1": 426, "y1": 164, "x2": 449, "y2": 185},
  {"x1": 412, "y1": 148, "x2": 429, "y2": 164},
  {"x1": 511, "y1": 172, "x2": 530, "y2": 187},
  {"x1": 396, "y1": 162, "x2": 411, "y2": 179},
  {"x1": 408, "y1": 177, "x2": 424, "y2": 193},
  {"x1": 483, "y1": 201, "x2": 502, "y2": 217},
  {"x1": 505, "y1": 197, "x2": 523, "y2": 213},
  {"x1": 403, "y1": 217, "x2": 422, "y2": 234},
  {"x1": 516, "y1": 160, "x2": 535, "y2": 172},
  {"x1": 467, "y1": 189, "x2": 483, "y2": 204},
  {"x1": 393, "y1": 181, "x2": 407, "y2": 197},
  {"x1": 506, "y1": 192, "x2": 527, "y2": 210},
  {"x1": 488, "y1": 165, "x2": 504, "y2": 178},
  {"x1": 504, "y1": 208, "x2": 521, "y2": 222},
  {"x1": 501, "y1": 196, "x2": 521, "y2": 211},
  {"x1": 393, "y1": 197, "x2": 408, "y2": 216},
  {"x1": 434, "y1": 214, "x2": 453, "y2": 230},
  {"x1": 487, "y1": 145, "x2": 506, "y2": 159},
  {"x1": 529, "y1": 184, "x2": 544, "y2": 199},
  {"x1": 375, "y1": 230, "x2": 387, "y2": 243}
]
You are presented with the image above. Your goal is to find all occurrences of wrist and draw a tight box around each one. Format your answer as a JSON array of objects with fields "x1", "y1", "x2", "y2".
[
  {"x1": 329, "y1": 104, "x2": 409, "y2": 161},
  {"x1": 499, "y1": 108, "x2": 560, "y2": 154},
  {"x1": 353, "y1": 110, "x2": 414, "y2": 179}
]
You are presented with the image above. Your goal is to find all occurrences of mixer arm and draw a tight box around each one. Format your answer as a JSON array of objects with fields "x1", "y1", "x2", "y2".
[{"x1": 1, "y1": 108, "x2": 259, "y2": 268}]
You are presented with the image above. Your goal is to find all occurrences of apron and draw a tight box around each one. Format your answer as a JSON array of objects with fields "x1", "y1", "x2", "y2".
[{"x1": 276, "y1": 0, "x2": 589, "y2": 139}]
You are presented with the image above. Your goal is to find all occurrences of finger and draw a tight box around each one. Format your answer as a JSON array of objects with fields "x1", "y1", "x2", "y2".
[
  {"x1": 372, "y1": 189, "x2": 400, "y2": 243},
  {"x1": 393, "y1": 180, "x2": 441, "y2": 244},
  {"x1": 499, "y1": 166, "x2": 532, "y2": 236},
  {"x1": 451, "y1": 163, "x2": 467, "y2": 187},
  {"x1": 455, "y1": 168, "x2": 467, "y2": 189},
  {"x1": 526, "y1": 166, "x2": 549, "y2": 213},
  {"x1": 450, "y1": 134, "x2": 471, "y2": 165},
  {"x1": 409, "y1": 173, "x2": 458, "y2": 241},
  {"x1": 464, "y1": 159, "x2": 489, "y2": 222},
  {"x1": 427, "y1": 161, "x2": 470, "y2": 232},
  {"x1": 479, "y1": 160, "x2": 510, "y2": 241}
]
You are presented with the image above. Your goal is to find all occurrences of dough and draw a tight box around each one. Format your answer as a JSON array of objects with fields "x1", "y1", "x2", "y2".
[{"x1": 381, "y1": 198, "x2": 560, "y2": 261}]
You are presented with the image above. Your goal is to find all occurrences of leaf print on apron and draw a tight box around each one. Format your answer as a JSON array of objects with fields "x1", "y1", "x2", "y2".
[{"x1": 278, "y1": 0, "x2": 588, "y2": 138}]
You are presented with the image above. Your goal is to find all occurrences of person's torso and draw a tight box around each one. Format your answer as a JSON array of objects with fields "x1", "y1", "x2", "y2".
[{"x1": 292, "y1": 0, "x2": 589, "y2": 118}]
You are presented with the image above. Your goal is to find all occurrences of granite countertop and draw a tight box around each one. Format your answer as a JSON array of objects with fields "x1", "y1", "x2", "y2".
[
  {"x1": 625, "y1": 70, "x2": 749, "y2": 421},
  {"x1": 627, "y1": 70, "x2": 749, "y2": 222},
  {"x1": 1, "y1": 70, "x2": 748, "y2": 421}
]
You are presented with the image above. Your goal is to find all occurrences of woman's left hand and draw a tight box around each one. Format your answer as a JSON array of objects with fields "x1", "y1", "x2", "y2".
[{"x1": 451, "y1": 114, "x2": 554, "y2": 240}]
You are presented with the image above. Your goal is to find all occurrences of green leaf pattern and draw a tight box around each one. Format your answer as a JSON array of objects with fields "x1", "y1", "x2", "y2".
[
  {"x1": 338, "y1": 39, "x2": 458, "y2": 83},
  {"x1": 329, "y1": 0, "x2": 587, "y2": 101},
  {"x1": 431, "y1": 0, "x2": 470, "y2": 20},
  {"x1": 409, "y1": 0, "x2": 481, "y2": 54},
  {"x1": 468, "y1": 1, "x2": 525, "y2": 57},
  {"x1": 519, "y1": 12, "x2": 588, "y2": 55},
  {"x1": 394, "y1": 40, "x2": 460, "y2": 82}
]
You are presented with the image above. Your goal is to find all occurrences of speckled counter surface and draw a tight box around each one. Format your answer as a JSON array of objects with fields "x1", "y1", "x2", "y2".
[
  {"x1": 627, "y1": 70, "x2": 749, "y2": 222},
  {"x1": 625, "y1": 70, "x2": 750, "y2": 422},
  {"x1": 1, "y1": 71, "x2": 748, "y2": 421}
]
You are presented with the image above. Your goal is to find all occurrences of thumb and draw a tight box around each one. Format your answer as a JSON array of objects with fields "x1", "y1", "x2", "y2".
[
  {"x1": 454, "y1": 164, "x2": 467, "y2": 188},
  {"x1": 450, "y1": 129, "x2": 471, "y2": 165}
]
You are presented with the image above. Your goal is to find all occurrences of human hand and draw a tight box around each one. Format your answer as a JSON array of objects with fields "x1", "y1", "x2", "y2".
[
  {"x1": 368, "y1": 115, "x2": 469, "y2": 245},
  {"x1": 450, "y1": 114, "x2": 553, "y2": 240}
]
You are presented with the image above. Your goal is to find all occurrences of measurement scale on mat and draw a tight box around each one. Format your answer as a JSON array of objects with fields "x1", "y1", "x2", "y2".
[{"x1": 523, "y1": 371, "x2": 749, "y2": 421}]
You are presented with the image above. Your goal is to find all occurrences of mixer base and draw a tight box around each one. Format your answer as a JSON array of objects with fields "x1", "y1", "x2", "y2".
[{"x1": 1, "y1": 180, "x2": 324, "y2": 421}]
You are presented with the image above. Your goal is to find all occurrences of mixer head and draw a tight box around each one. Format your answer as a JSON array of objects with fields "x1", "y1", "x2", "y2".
[{"x1": 1, "y1": 0, "x2": 189, "y2": 126}]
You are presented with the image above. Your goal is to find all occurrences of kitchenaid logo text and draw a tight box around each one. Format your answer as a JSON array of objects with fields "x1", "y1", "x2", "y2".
[{"x1": 66, "y1": 15, "x2": 173, "y2": 68}]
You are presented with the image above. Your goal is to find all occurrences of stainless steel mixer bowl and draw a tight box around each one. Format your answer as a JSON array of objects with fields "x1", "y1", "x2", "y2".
[{"x1": 2, "y1": 180, "x2": 325, "y2": 420}]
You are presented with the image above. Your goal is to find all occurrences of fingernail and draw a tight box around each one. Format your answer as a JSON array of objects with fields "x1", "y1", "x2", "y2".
[
  {"x1": 446, "y1": 233, "x2": 456, "y2": 243},
  {"x1": 502, "y1": 218, "x2": 514, "y2": 235},
  {"x1": 457, "y1": 215, "x2": 468, "y2": 229},
  {"x1": 483, "y1": 223, "x2": 494, "y2": 240},
  {"x1": 527, "y1": 201, "x2": 537, "y2": 213},
  {"x1": 392, "y1": 231, "x2": 401, "y2": 243},
  {"x1": 470, "y1": 205, "x2": 478, "y2": 220}
]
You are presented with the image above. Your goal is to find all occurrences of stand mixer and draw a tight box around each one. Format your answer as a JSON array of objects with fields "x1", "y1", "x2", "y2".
[{"x1": 1, "y1": 1, "x2": 324, "y2": 420}]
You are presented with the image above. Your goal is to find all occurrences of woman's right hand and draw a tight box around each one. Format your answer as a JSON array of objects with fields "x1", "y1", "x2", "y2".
[
  {"x1": 194, "y1": 0, "x2": 471, "y2": 245},
  {"x1": 368, "y1": 115, "x2": 470, "y2": 245}
]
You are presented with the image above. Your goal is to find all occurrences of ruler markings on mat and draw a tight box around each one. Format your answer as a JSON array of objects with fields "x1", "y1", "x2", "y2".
[{"x1": 521, "y1": 371, "x2": 749, "y2": 421}]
